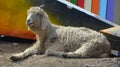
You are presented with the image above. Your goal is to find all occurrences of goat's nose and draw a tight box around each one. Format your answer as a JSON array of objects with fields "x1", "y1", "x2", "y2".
[
  {"x1": 27, "y1": 19, "x2": 31, "y2": 23},
  {"x1": 26, "y1": 19, "x2": 34, "y2": 26},
  {"x1": 27, "y1": 19, "x2": 33, "y2": 24}
]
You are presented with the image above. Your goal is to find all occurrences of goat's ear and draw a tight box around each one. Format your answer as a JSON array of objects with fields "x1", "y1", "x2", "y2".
[
  {"x1": 40, "y1": 4, "x2": 45, "y2": 8},
  {"x1": 41, "y1": 16, "x2": 48, "y2": 30}
]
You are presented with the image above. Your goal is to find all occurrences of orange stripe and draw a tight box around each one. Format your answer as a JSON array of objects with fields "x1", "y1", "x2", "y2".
[{"x1": 91, "y1": 0, "x2": 100, "y2": 15}]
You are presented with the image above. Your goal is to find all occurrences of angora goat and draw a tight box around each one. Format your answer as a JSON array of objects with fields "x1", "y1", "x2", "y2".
[{"x1": 10, "y1": 6, "x2": 111, "y2": 61}]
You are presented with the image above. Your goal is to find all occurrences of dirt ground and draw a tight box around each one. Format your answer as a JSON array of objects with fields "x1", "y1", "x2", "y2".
[{"x1": 0, "y1": 42, "x2": 120, "y2": 67}]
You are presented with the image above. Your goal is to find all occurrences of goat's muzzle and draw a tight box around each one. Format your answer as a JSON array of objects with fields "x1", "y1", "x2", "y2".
[{"x1": 26, "y1": 20, "x2": 34, "y2": 27}]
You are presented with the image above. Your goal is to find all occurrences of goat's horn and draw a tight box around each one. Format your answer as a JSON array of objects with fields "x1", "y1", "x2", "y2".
[{"x1": 40, "y1": 4, "x2": 45, "y2": 8}]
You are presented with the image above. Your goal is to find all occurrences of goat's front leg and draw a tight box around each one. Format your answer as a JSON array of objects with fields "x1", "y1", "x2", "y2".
[
  {"x1": 10, "y1": 41, "x2": 41, "y2": 61},
  {"x1": 45, "y1": 44, "x2": 66, "y2": 58}
]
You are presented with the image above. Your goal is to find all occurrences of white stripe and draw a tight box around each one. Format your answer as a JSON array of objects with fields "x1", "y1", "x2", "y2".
[{"x1": 84, "y1": 0, "x2": 92, "y2": 12}]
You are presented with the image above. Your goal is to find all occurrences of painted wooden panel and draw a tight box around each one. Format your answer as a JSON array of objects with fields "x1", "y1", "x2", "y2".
[
  {"x1": 0, "y1": 0, "x2": 35, "y2": 39},
  {"x1": 99, "y1": 0, "x2": 107, "y2": 19},
  {"x1": 67, "y1": 0, "x2": 71, "y2": 2},
  {"x1": 84, "y1": 0, "x2": 92, "y2": 11},
  {"x1": 77, "y1": 0, "x2": 84, "y2": 8},
  {"x1": 106, "y1": 0, "x2": 114, "y2": 22},
  {"x1": 70, "y1": 0, "x2": 77, "y2": 4},
  {"x1": 91, "y1": 0, "x2": 100, "y2": 15},
  {"x1": 114, "y1": 0, "x2": 120, "y2": 25}
]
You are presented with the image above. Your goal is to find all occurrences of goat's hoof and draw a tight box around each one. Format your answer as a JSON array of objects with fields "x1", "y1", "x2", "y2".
[
  {"x1": 62, "y1": 54, "x2": 69, "y2": 58},
  {"x1": 10, "y1": 56, "x2": 21, "y2": 61}
]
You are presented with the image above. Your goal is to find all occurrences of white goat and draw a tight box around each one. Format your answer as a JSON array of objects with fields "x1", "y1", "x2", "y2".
[{"x1": 10, "y1": 6, "x2": 111, "y2": 61}]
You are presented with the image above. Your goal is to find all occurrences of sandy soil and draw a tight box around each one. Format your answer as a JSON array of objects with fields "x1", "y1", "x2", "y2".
[{"x1": 0, "y1": 42, "x2": 120, "y2": 67}]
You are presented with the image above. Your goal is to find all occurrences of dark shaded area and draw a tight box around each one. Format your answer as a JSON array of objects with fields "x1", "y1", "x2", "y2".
[
  {"x1": 0, "y1": 36, "x2": 35, "y2": 44},
  {"x1": 103, "y1": 34, "x2": 120, "y2": 50}
]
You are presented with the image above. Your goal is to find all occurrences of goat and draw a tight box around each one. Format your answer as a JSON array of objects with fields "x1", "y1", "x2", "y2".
[{"x1": 10, "y1": 6, "x2": 111, "y2": 61}]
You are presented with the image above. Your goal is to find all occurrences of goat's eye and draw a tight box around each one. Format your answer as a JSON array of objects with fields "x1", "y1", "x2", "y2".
[{"x1": 36, "y1": 13, "x2": 40, "y2": 17}]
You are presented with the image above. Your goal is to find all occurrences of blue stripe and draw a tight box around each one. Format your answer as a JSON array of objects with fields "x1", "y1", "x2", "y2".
[
  {"x1": 106, "y1": 0, "x2": 114, "y2": 22},
  {"x1": 99, "y1": 0, "x2": 107, "y2": 19}
]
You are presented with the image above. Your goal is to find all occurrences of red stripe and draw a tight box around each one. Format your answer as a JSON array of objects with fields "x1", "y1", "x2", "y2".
[{"x1": 77, "y1": 0, "x2": 84, "y2": 8}]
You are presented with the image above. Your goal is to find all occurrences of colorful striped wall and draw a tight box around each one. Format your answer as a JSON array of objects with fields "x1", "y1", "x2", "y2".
[
  {"x1": 0, "y1": 0, "x2": 36, "y2": 39},
  {"x1": 0, "y1": 0, "x2": 119, "y2": 39},
  {"x1": 67, "y1": 0, "x2": 119, "y2": 24}
]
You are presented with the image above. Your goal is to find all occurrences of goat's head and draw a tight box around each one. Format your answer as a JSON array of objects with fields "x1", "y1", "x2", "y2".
[{"x1": 26, "y1": 6, "x2": 49, "y2": 31}]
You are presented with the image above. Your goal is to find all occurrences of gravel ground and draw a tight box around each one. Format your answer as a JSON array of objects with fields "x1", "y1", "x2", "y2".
[{"x1": 0, "y1": 42, "x2": 120, "y2": 67}]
